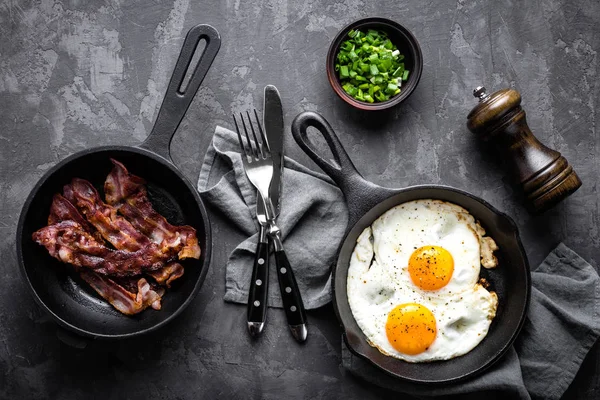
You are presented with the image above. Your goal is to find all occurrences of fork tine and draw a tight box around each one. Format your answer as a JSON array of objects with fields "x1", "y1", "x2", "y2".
[
  {"x1": 240, "y1": 112, "x2": 258, "y2": 160},
  {"x1": 246, "y1": 110, "x2": 264, "y2": 159},
  {"x1": 233, "y1": 114, "x2": 248, "y2": 160},
  {"x1": 253, "y1": 109, "x2": 270, "y2": 154}
]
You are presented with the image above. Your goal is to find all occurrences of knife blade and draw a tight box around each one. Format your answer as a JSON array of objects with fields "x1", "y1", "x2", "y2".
[{"x1": 263, "y1": 85, "x2": 284, "y2": 214}]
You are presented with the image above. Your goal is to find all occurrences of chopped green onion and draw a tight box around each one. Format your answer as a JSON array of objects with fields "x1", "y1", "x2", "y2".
[
  {"x1": 379, "y1": 59, "x2": 392, "y2": 72},
  {"x1": 343, "y1": 83, "x2": 358, "y2": 96},
  {"x1": 335, "y1": 28, "x2": 410, "y2": 103},
  {"x1": 340, "y1": 65, "x2": 349, "y2": 78},
  {"x1": 369, "y1": 64, "x2": 379, "y2": 76},
  {"x1": 356, "y1": 88, "x2": 364, "y2": 101},
  {"x1": 392, "y1": 66, "x2": 403, "y2": 77}
]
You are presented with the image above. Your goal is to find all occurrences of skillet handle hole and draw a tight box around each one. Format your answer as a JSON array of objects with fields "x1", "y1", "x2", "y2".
[
  {"x1": 305, "y1": 126, "x2": 341, "y2": 171},
  {"x1": 178, "y1": 38, "x2": 207, "y2": 95}
]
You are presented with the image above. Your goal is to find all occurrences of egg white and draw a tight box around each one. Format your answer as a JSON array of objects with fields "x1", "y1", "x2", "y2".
[
  {"x1": 347, "y1": 199, "x2": 499, "y2": 362},
  {"x1": 371, "y1": 199, "x2": 483, "y2": 295}
]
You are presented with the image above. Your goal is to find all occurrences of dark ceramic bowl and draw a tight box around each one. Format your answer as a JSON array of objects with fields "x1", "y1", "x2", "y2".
[{"x1": 326, "y1": 17, "x2": 423, "y2": 111}]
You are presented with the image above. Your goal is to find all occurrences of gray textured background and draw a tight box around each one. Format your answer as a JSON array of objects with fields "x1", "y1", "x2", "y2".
[{"x1": 1, "y1": 0, "x2": 598, "y2": 399}]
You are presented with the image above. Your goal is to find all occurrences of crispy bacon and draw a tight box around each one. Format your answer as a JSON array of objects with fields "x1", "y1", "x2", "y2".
[
  {"x1": 147, "y1": 262, "x2": 185, "y2": 288},
  {"x1": 48, "y1": 194, "x2": 103, "y2": 242},
  {"x1": 80, "y1": 270, "x2": 164, "y2": 315},
  {"x1": 32, "y1": 221, "x2": 167, "y2": 276},
  {"x1": 62, "y1": 183, "x2": 77, "y2": 207},
  {"x1": 42, "y1": 200, "x2": 167, "y2": 314},
  {"x1": 104, "y1": 159, "x2": 145, "y2": 202},
  {"x1": 104, "y1": 159, "x2": 200, "y2": 259},
  {"x1": 33, "y1": 159, "x2": 199, "y2": 316},
  {"x1": 66, "y1": 178, "x2": 154, "y2": 252},
  {"x1": 111, "y1": 276, "x2": 140, "y2": 293}
]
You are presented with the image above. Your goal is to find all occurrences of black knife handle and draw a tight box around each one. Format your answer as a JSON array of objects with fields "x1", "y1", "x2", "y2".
[
  {"x1": 274, "y1": 250, "x2": 307, "y2": 338},
  {"x1": 247, "y1": 240, "x2": 269, "y2": 332}
]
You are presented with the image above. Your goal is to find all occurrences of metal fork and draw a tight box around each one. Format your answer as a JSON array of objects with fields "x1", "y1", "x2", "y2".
[
  {"x1": 234, "y1": 110, "x2": 272, "y2": 337},
  {"x1": 233, "y1": 111, "x2": 308, "y2": 342},
  {"x1": 233, "y1": 112, "x2": 277, "y2": 221}
]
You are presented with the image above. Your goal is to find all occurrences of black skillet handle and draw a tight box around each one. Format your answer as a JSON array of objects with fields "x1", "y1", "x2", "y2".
[
  {"x1": 140, "y1": 24, "x2": 221, "y2": 162},
  {"x1": 291, "y1": 111, "x2": 396, "y2": 228}
]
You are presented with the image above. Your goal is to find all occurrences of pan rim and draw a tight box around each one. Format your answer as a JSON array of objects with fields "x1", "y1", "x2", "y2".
[
  {"x1": 333, "y1": 184, "x2": 531, "y2": 384},
  {"x1": 16, "y1": 145, "x2": 212, "y2": 340}
]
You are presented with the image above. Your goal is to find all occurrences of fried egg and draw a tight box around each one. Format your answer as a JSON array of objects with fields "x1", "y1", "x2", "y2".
[{"x1": 347, "y1": 199, "x2": 499, "y2": 362}]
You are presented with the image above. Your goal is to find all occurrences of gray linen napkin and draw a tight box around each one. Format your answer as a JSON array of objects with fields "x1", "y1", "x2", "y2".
[
  {"x1": 342, "y1": 243, "x2": 600, "y2": 400},
  {"x1": 197, "y1": 126, "x2": 348, "y2": 309}
]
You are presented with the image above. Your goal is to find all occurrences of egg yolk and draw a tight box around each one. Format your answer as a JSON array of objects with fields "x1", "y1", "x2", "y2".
[
  {"x1": 385, "y1": 303, "x2": 437, "y2": 355},
  {"x1": 408, "y1": 245, "x2": 454, "y2": 290}
]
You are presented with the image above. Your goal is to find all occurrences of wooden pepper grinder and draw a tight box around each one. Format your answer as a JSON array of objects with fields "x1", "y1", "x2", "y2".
[{"x1": 467, "y1": 86, "x2": 582, "y2": 213}]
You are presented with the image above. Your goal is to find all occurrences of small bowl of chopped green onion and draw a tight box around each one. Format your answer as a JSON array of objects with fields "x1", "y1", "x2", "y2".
[{"x1": 327, "y1": 17, "x2": 423, "y2": 111}]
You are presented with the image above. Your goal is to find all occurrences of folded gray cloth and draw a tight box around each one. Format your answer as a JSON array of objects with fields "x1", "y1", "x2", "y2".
[
  {"x1": 197, "y1": 126, "x2": 348, "y2": 309},
  {"x1": 342, "y1": 243, "x2": 600, "y2": 400}
]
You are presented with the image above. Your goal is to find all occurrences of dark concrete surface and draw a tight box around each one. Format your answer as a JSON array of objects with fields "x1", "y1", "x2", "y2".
[{"x1": 1, "y1": 0, "x2": 599, "y2": 399}]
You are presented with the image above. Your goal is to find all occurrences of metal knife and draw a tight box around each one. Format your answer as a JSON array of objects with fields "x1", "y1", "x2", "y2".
[
  {"x1": 246, "y1": 86, "x2": 285, "y2": 337},
  {"x1": 263, "y1": 85, "x2": 307, "y2": 342}
]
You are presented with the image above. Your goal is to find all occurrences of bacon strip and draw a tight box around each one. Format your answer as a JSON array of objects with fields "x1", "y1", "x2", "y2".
[
  {"x1": 147, "y1": 262, "x2": 185, "y2": 288},
  {"x1": 104, "y1": 159, "x2": 200, "y2": 259},
  {"x1": 66, "y1": 178, "x2": 154, "y2": 252},
  {"x1": 111, "y1": 276, "x2": 140, "y2": 293},
  {"x1": 48, "y1": 194, "x2": 103, "y2": 242},
  {"x1": 32, "y1": 221, "x2": 167, "y2": 276},
  {"x1": 80, "y1": 270, "x2": 164, "y2": 315}
]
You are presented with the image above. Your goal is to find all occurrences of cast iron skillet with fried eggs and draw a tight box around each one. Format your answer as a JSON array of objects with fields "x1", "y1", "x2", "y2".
[{"x1": 291, "y1": 111, "x2": 530, "y2": 384}]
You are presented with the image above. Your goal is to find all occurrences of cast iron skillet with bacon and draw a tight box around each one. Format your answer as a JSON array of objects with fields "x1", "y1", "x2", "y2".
[
  {"x1": 32, "y1": 160, "x2": 197, "y2": 316},
  {"x1": 16, "y1": 24, "x2": 220, "y2": 340}
]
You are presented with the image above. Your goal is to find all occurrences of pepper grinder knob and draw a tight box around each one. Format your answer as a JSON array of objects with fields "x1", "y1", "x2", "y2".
[
  {"x1": 466, "y1": 86, "x2": 582, "y2": 213},
  {"x1": 473, "y1": 86, "x2": 489, "y2": 101}
]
